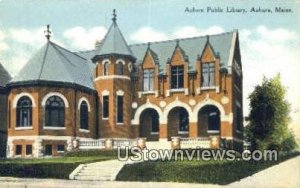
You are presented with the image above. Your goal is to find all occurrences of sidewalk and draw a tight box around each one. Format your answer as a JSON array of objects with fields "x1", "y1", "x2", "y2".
[
  {"x1": 0, "y1": 177, "x2": 220, "y2": 188},
  {"x1": 228, "y1": 156, "x2": 300, "y2": 188}
]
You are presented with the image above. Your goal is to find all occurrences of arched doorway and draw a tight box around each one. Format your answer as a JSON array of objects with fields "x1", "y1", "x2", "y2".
[
  {"x1": 167, "y1": 107, "x2": 189, "y2": 140},
  {"x1": 198, "y1": 105, "x2": 220, "y2": 136},
  {"x1": 139, "y1": 109, "x2": 159, "y2": 141}
]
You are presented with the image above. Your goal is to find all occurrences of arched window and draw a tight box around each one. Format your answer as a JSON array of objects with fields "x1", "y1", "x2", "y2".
[
  {"x1": 116, "y1": 63, "x2": 123, "y2": 75},
  {"x1": 16, "y1": 96, "x2": 32, "y2": 127},
  {"x1": 80, "y1": 101, "x2": 89, "y2": 130},
  {"x1": 45, "y1": 96, "x2": 65, "y2": 127},
  {"x1": 104, "y1": 62, "x2": 109, "y2": 75}
]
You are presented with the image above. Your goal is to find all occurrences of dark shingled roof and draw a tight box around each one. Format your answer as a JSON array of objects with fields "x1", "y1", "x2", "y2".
[
  {"x1": 10, "y1": 41, "x2": 95, "y2": 90},
  {"x1": 0, "y1": 63, "x2": 11, "y2": 88}
]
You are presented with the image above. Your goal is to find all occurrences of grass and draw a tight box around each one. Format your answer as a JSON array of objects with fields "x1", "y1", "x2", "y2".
[
  {"x1": 116, "y1": 151, "x2": 300, "y2": 185},
  {"x1": 0, "y1": 150, "x2": 118, "y2": 179}
]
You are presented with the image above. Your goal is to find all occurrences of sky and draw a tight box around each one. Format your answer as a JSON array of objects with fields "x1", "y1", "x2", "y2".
[{"x1": 0, "y1": 0, "x2": 300, "y2": 139}]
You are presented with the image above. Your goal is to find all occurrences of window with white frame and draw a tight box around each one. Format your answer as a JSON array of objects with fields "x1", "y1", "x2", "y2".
[
  {"x1": 201, "y1": 63, "x2": 215, "y2": 87},
  {"x1": 80, "y1": 101, "x2": 89, "y2": 130},
  {"x1": 16, "y1": 96, "x2": 32, "y2": 127},
  {"x1": 171, "y1": 65, "x2": 184, "y2": 89},
  {"x1": 143, "y1": 69, "x2": 154, "y2": 91},
  {"x1": 116, "y1": 63, "x2": 123, "y2": 75},
  {"x1": 103, "y1": 62, "x2": 109, "y2": 75},
  {"x1": 45, "y1": 96, "x2": 65, "y2": 127}
]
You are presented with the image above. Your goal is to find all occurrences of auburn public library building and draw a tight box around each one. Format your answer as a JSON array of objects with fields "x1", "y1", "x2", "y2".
[{"x1": 1, "y1": 12, "x2": 244, "y2": 158}]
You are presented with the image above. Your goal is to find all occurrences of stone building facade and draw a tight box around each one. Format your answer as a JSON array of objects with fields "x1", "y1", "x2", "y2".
[{"x1": 5, "y1": 12, "x2": 244, "y2": 158}]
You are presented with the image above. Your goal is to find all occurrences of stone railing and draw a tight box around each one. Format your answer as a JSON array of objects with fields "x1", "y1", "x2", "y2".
[
  {"x1": 112, "y1": 139, "x2": 138, "y2": 149},
  {"x1": 79, "y1": 139, "x2": 105, "y2": 150},
  {"x1": 172, "y1": 136, "x2": 220, "y2": 149},
  {"x1": 78, "y1": 138, "x2": 145, "y2": 150}
]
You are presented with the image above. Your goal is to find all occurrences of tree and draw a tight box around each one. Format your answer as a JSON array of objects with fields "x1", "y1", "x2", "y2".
[{"x1": 245, "y1": 74, "x2": 298, "y2": 151}]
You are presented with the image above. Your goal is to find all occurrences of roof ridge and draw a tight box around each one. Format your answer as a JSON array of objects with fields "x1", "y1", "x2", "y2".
[
  {"x1": 129, "y1": 30, "x2": 235, "y2": 47},
  {"x1": 50, "y1": 43, "x2": 76, "y2": 83},
  {"x1": 38, "y1": 43, "x2": 50, "y2": 80},
  {"x1": 52, "y1": 41, "x2": 87, "y2": 61}
]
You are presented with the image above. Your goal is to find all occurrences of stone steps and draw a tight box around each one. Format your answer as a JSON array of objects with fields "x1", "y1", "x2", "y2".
[{"x1": 69, "y1": 160, "x2": 125, "y2": 181}]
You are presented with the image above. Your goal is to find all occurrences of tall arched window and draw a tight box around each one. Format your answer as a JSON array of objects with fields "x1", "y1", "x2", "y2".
[
  {"x1": 103, "y1": 62, "x2": 109, "y2": 75},
  {"x1": 116, "y1": 63, "x2": 123, "y2": 75},
  {"x1": 16, "y1": 96, "x2": 32, "y2": 127},
  {"x1": 45, "y1": 96, "x2": 65, "y2": 127},
  {"x1": 80, "y1": 101, "x2": 89, "y2": 130}
]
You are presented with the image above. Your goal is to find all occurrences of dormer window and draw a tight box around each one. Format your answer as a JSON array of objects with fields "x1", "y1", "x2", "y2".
[
  {"x1": 171, "y1": 65, "x2": 184, "y2": 89},
  {"x1": 201, "y1": 63, "x2": 215, "y2": 87},
  {"x1": 143, "y1": 69, "x2": 154, "y2": 91}
]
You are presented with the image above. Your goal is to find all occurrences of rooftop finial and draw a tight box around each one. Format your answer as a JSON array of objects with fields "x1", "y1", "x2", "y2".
[
  {"x1": 206, "y1": 35, "x2": 210, "y2": 42},
  {"x1": 112, "y1": 9, "x2": 117, "y2": 22},
  {"x1": 176, "y1": 39, "x2": 180, "y2": 47},
  {"x1": 44, "y1": 24, "x2": 52, "y2": 41}
]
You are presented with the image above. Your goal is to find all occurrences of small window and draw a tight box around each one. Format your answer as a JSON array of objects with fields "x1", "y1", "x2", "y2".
[
  {"x1": 117, "y1": 96, "x2": 123, "y2": 123},
  {"x1": 57, "y1": 144, "x2": 65, "y2": 152},
  {"x1": 171, "y1": 65, "x2": 184, "y2": 89},
  {"x1": 80, "y1": 101, "x2": 89, "y2": 130},
  {"x1": 201, "y1": 63, "x2": 215, "y2": 87},
  {"x1": 26, "y1": 145, "x2": 32, "y2": 155},
  {"x1": 16, "y1": 145, "x2": 22, "y2": 155},
  {"x1": 103, "y1": 62, "x2": 109, "y2": 75},
  {"x1": 44, "y1": 144, "x2": 52, "y2": 156},
  {"x1": 103, "y1": 96, "x2": 109, "y2": 118},
  {"x1": 116, "y1": 63, "x2": 123, "y2": 75},
  {"x1": 143, "y1": 69, "x2": 154, "y2": 91}
]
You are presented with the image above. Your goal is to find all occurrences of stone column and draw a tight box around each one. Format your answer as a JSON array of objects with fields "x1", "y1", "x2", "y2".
[
  {"x1": 105, "y1": 138, "x2": 113, "y2": 150},
  {"x1": 171, "y1": 137, "x2": 181, "y2": 149},
  {"x1": 33, "y1": 137, "x2": 43, "y2": 158},
  {"x1": 137, "y1": 137, "x2": 146, "y2": 149}
]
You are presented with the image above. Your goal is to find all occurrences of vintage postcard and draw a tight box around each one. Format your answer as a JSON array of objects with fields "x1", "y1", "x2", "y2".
[{"x1": 0, "y1": 0, "x2": 299, "y2": 187}]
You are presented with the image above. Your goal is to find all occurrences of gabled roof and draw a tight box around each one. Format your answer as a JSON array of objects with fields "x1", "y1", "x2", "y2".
[
  {"x1": 78, "y1": 30, "x2": 237, "y2": 73},
  {"x1": 10, "y1": 41, "x2": 95, "y2": 90},
  {"x1": 93, "y1": 20, "x2": 134, "y2": 61},
  {"x1": 0, "y1": 63, "x2": 11, "y2": 88}
]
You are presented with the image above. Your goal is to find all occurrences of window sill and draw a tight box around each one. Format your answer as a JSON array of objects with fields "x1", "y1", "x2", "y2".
[
  {"x1": 79, "y1": 129, "x2": 90, "y2": 133},
  {"x1": 116, "y1": 123, "x2": 124, "y2": 125},
  {"x1": 15, "y1": 127, "x2": 33, "y2": 130},
  {"x1": 207, "y1": 130, "x2": 220, "y2": 134},
  {"x1": 140, "y1": 91, "x2": 155, "y2": 94},
  {"x1": 170, "y1": 88, "x2": 185, "y2": 93},
  {"x1": 178, "y1": 131, "x2": 189, "y2": 134},
  {"x1": 44, "y1": 127, "x2": 66, "y2": 130},
  {"x1": 150, "y1": 132, "x2": 159, "y2": 135},
  {"x1": 201, "y1": 86, "x2": 217, "y2": 90},
  {"x1": 102, "y1": 117, "x2": 109, "y2": 120},
  {"x1": 57, "y1": 151, "x2": 65, "y2": 153}
]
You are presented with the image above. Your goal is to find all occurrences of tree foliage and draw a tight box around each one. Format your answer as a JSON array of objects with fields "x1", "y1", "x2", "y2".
[{"x1": 245, "y1": 74, "x2": 298, "y2": 151}]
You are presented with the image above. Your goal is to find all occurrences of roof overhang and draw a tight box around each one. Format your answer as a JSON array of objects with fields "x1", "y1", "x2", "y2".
[{"x1": 7, "y1": 80, "x2": 96, "y2": 95}]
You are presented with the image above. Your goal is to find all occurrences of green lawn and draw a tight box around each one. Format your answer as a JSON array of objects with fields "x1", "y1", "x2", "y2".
[
  {"x1": 0, "y1": 150, "x2": 118, "y2": 179},
  {"x1": 116, "y1": 151, "x2": 300, "y2": 185}
]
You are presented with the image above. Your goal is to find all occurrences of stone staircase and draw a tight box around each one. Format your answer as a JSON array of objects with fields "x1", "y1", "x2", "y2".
[{"x1": 69, "y1": 160, "x2": 125, "y2": 181}]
